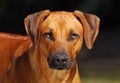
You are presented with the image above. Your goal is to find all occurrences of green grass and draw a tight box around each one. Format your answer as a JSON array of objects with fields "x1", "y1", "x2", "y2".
[
  {"x1": 81, "y1": 78, "x2": 120, "y2": 83},
  {"x1": 77, "y1": 55, "x2": 120, "y2": 83},
  {"x1": 80, "y1": 72, "x2": 120, "y2": 83}
]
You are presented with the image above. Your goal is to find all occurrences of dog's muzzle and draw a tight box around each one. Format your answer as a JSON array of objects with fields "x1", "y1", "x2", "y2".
[{"x1": 47, "y1": 52, "x2": 74, "y2": 70}]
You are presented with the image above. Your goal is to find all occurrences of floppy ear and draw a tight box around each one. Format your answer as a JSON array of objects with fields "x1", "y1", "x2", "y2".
[
  {"x1": 74, "y1": 10, "x2": 100, "y2": 49},
  {"x1": 24, "y1": 10, "x2": 50, "y2": 44}
]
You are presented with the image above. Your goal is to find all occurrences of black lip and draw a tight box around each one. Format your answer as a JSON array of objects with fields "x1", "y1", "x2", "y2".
[
  {"x1": 49, "y1": 65, "x2": 71, "y2": 70},
  {"x1": 52, "y1": 66, "x2": 65, "y2": 70},
  {"x1": 48, "y1": 61, "x2": 68, "y2": 70}
]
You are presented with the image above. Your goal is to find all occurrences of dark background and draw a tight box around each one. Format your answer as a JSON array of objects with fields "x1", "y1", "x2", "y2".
[
  {"x1": 0, "y1": 0, "x2": 120, "y2": 82},
  {"x1": 0, "y1": 0, "x2": 119, "y2": 34}
]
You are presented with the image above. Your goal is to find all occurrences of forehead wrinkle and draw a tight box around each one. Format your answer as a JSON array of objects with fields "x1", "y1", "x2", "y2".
[
  {"x1": 47, "y1": 13, "x2": 69, "y2": 39},
  {"x1": 42, "y1": 12, "x2": 83, "y2": 39}
]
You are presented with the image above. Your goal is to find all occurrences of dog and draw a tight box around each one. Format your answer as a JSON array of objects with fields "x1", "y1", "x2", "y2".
[
  {"x1": 0, "y1": 10, "x2": 100, "y2": 83},
  {"x1": 0, "y1": 33, "x2": 32, "y2": 82}
]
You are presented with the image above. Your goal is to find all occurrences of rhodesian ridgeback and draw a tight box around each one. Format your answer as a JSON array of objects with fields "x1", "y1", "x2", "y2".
[{"x1": 0, "y1": 10, "x2": 100, "y2": 83}]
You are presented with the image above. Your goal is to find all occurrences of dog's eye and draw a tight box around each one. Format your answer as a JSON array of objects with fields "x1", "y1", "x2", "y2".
[
  {"x1": 69, "y1": 33, "x2": 79, "y2": 41},
  {"x1": 44, "y1": 32, "x2": 54, "y2": 41}
]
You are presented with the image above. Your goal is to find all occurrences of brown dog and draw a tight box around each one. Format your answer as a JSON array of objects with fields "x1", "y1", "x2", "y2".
[
  {"x1": 0, "y1": 33, "x2": 32, "y2": 82},
  {"x1": 0, "y1": 10, "x2": 100, "y2": 83}
]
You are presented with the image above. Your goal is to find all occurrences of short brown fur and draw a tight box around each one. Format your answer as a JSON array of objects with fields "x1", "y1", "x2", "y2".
[{"x1": 0, "y1": 10, "x2": 100, "y2": 83}]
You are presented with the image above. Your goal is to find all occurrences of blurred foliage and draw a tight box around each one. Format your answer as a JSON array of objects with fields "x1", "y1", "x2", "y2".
[
  {"x1": 0, "y1": 0, "x2": 119, "y2": 34},
  {"x1": 0, "y1": 0, "x2": 36, "y2": 34},
  {"x1": 0, "y1": 0, "x2": 7, "y2": 15}
]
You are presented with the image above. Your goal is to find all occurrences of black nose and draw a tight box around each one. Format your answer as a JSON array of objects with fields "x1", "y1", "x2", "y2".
[
  {"x1": 54, "y1": 53, "x2": 68, "y2": 65},
  {"x1": 47, "y1": 52, "x2": 73, "y2": 70},
  {"x1": 55, "y1": 56, "x2": 68, "y2": 64}
]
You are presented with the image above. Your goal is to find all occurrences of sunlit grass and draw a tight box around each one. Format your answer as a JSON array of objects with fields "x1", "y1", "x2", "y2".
[
  {"x1": 80, "y1": 72, "x2": 120, "y2": 83},
  {"x1": 78, "y1": 54, "x2": 120, "y2": 83},
  {"x1": 81, "y1": 78, "x2": 120, "y2": 83}
]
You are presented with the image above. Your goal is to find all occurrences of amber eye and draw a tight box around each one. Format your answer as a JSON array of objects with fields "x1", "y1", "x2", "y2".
[
  {"x1": 69, "y1": 33, "x2": 79, "y2": 41},
  {"x1": 44, "y1": 32, "x2": 54, "y2": 41}
]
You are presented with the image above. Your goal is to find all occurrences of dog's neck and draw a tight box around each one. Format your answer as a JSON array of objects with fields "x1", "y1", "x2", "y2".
[{"x1": 29, "y1": 47, "x2": 80, "y2": 83}]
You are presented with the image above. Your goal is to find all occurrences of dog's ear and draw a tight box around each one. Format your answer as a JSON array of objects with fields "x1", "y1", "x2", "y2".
[
  {"x1": 24, "y1": 10, "x2": 50, "y2": 44},
  {"x1": 74, "y1": 10, "x2": 100, "y2": 49}
]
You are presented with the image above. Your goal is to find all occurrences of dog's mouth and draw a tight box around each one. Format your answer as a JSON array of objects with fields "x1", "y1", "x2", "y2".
[{"x1": 47, "y1": 56, "x2": 74, "y2": 70}]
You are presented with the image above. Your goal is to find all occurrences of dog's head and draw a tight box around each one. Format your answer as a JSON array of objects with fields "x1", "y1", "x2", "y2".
[{"x1": 24, "y1": 10, "x2": 100, "y2": 70}]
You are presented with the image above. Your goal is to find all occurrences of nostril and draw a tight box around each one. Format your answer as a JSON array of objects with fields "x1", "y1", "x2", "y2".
[
  {"x1": 62, "y1": 58, "x2": 67, "y2": 63},
  {"x1": 55, "y1": 55, "x2": 68, "y2": 64},
  {"x1": 56, "y1": 58, "x2": 60, "y2": 63}
]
